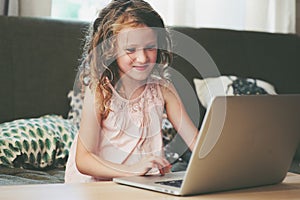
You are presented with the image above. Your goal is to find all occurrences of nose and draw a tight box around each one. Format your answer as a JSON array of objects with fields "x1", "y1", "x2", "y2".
[{"x1": 135, "y1": 49, "x2": 147, "y2": 63}]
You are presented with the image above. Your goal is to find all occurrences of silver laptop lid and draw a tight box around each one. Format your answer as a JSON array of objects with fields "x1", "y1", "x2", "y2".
[{"x1": 181, "y1": 95, "x2": 300, "y2": 195}]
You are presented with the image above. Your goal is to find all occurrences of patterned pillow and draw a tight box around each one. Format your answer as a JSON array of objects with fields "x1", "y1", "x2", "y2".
[
  {"x1": 0, "y1": 115, "x2": 77, "y2": 169},
  {"x1": 67, "y1": 90, "x2": 84, "y2": 129},
  {"x1": 162, "y1": 117, "x2": 176, "y2": 145},
  {"x1": 193, "y1": 75, "x2": 277, "y2": 108}
]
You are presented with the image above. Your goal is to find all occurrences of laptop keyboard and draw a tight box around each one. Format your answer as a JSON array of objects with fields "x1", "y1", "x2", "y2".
[{"x1": 155, "y1": 179, "x2": 183, "y2": 188}]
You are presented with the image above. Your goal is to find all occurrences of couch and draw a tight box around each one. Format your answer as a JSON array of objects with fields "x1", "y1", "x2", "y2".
[{"x1": 0, "y1": 16, "x2": 299, "y2": 185}]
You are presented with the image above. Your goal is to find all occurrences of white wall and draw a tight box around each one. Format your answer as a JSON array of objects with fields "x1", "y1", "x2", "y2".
[
  {"x1": 0, "y1": 0, "x2": 52, "y2": 17},
  {"x1": 20, "y1": 0, "x2": 52, "y2": 17},
  {"x1": 297, "y1": 0, "x2": 300, "y2": 35},
  {"x1": 148, "y1": 0, "x2": 295, "y2": 33}
]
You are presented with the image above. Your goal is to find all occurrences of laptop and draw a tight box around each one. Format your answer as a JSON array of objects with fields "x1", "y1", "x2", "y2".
[{"x1": 113, "y1": 95, "x2": 300, "y2": 196}]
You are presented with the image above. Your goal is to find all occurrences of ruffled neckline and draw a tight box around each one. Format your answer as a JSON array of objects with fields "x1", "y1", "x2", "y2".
[{"x1": 109, "y1": 81, "x2": 150, "y2": 103}]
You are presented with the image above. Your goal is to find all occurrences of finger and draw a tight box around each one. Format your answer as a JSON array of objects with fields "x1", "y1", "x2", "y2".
[
  {"x1": 164, "y1": 164, "x2": 172, "y2": 173},
  {"x1": 161, "y1": 163, "x2": 172, "y2": 174},
  {"x1": 162, "y1": 158, "x2": 171, "y2": 168},
  {"x1": 154, "y1": 161, "x2": 169, "y2": 175},
  {"x1": 158, "y1": 164, "x2": 165, "y2": 176},
  {"x1": 150, "y1": 155, "x2": 168, "y2": 165},
  {"x1": 157, "y1": 157, "x2": 171, "y2": 169},
  {"x1": 141, "y1": 166, "x2": 152, "y2": 176},
  {"x1": 146, "y1": 156, "x2": 171, "y2": 175}
]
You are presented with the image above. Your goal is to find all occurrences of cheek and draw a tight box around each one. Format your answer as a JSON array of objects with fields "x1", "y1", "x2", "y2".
[
  {"x1": 149, "y1": 50, "x2": 158, "y2": 63},
  {"x1": 117, "y1": 54, "x2": 131, "y2": 67},
  {"x1": 116, "y1": 56, "x2": 127, "y2": 73}
]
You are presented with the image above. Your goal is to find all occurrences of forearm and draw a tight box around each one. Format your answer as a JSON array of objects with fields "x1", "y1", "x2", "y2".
[
  {"x1": 174, "y1": 112, "x2": 198, "y2": 151},
  {"x1": 165, "y1": 97, "x2": 198, "y2": 151},
  {"x1": 75, "y1": 137, "x2": 134, "y2": 179},
  {"x1": 162, "y1": 83, "x2": 199, "y2": 152}
]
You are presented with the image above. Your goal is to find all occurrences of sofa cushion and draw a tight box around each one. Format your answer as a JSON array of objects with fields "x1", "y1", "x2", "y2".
[
  {"x1": 193, "y1": 75, "x2": 277, "y2": 108},
  {"x1": 67, "y1": 90, "x2": 84, "y2": 129},
  {"x1": 0, "y1": 115, "x2": 77, "y2": 169}
]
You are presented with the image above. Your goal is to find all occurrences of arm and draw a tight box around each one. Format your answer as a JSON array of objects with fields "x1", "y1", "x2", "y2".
[
  {"x1": 161, "y1": 83, "x2": 199, "y2": 151},
  {"x1": 75, "y1": 87, "x2": 170, "y2": 179},
  {"x1": 75, "y1": 86, "x2": 128, "y2": 179}
]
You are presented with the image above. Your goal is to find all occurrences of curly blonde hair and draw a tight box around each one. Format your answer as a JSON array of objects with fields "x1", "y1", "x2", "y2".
[{"x1": 79, "y1": 0, "x2": 172, "y2": 120}]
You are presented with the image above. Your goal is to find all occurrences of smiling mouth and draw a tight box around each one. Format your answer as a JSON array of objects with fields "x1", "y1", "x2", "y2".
[{"x1": 133, "y1": 65, "x2": 148, "y2": 71}]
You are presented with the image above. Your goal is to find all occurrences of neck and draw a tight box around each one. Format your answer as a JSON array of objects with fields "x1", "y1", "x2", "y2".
[{"x1": 116, "y1": 76, "x2": 148, "y2": 99}]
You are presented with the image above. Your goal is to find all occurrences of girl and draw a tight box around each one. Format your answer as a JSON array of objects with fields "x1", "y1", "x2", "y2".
[{"x1": 65, "y1": 0, "x2": 198, "y2": 183}]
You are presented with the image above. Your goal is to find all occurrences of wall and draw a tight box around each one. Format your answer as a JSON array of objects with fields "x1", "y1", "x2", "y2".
[
  {"x1": 0, "y1": 0, "x2": 51, "y2": 17},
  {"x1": 19, "y1": 0, "x2": 52, "y2": 17},
  {"x1": 297, "y1": 0, "x2": 300, "y2": 35}
]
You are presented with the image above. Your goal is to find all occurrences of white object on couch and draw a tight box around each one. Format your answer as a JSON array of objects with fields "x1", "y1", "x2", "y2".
[{"x1": 193, "y1": 75, "x2": 277, "y2": 108}]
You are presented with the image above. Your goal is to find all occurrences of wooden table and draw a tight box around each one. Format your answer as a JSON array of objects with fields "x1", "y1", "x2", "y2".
[{"x1": 1, "y1": 173, "x2": 300, "y2": 200}]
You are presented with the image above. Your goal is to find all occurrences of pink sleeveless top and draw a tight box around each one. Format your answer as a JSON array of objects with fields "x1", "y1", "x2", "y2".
[{"x1": 65, "y1": 78, "x2": 165, "y2": 183}]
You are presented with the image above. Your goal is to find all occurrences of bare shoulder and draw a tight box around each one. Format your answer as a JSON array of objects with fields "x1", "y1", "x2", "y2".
[
  {"x1": 158, "y1": 80, "x2": 178, "y2": 102},
  {"x1": 81, "y1": 85, "x2": 102, "y2": 122}
]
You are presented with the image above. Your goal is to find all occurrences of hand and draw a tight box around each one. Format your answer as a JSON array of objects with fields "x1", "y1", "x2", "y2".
[{"x1": 128, "y1": 155, "x2": 172, "y2": 176}]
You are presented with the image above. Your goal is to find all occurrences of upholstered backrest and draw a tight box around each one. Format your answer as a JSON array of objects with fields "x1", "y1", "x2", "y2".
[
  {"x1": 169, "y1": 27, "x2": 300, "y2": 126},
  {"x1": 170, "y1": 27, "x2": 300, "y2": 94},
  {"x1": 1, "y1": 16, "x2": 299, "y2": 124},
  {"x1": 0, "y1": 16, "x2": 88, "y2": 123}
]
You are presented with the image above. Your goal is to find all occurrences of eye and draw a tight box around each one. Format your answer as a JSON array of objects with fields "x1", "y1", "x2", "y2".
[
  {"x1": 125, "y1": 47, "x2": 136, "y2": 54},
  {"x1": 145, "y1": 45, "x2": 157, "y2": 51}
]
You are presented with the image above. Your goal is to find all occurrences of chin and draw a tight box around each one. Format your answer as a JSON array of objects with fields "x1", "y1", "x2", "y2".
[
  {"x1": 130, "y1": 70, "x2": 153, "y2": 81},
  {"x1": 132, "y1": 75, "x2": 150, "y2": 82}
]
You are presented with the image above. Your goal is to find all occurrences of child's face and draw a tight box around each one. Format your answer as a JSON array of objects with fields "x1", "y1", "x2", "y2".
[{"x1": 116, "y1": 25, "x2": 158, "y2": 82}]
